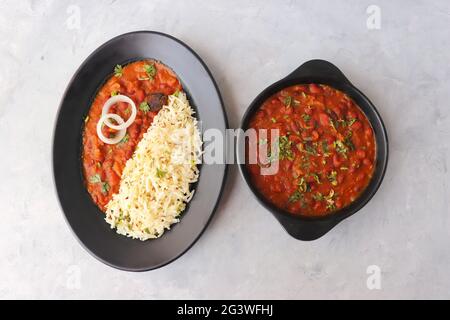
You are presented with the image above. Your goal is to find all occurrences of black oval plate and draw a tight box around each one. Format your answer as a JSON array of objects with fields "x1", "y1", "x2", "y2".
[{"x1": 53, "y1": 31, "x2": 228, "y2": 271}]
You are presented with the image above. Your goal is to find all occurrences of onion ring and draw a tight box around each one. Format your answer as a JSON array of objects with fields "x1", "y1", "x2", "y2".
[
  {"x1": 96, "y1": 113, "x2": 127, "y2": 145},
  {"x1": 101, "y1": 95, "x2": 137, "y2": 130}
]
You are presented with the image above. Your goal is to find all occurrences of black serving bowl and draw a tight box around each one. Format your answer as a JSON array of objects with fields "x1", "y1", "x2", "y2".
[{"x1": 237, "y1": 59, "x2": 388, "y2": 241}]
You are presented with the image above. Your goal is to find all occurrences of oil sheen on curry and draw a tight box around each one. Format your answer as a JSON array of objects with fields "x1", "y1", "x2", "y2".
[
  {"x1": 246, "y1": 84, "x2": 376, "y2": 217},
  {"x1": 82, "y1": 60, "x2": 181, "y2": 211}
]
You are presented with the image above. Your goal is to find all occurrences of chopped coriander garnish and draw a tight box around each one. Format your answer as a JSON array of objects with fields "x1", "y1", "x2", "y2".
[
  {"x1": 288, "y1": 177, "x2": 311, "y2": 205},
  {"x1": 119, "y1": 133, "x2": 129, "y2": 144},
  {"x1": 312, "y1": 192, "x2": 324, "y2": 201},
  {"x1": 114, "y1": 64, "x2": 123, "y2": 77},
  {"x1": 156, "y1": 168, "x2": 167, "y2": 178},
  {"x1": 173, "y1": 90, "x2": 180, "y2": 97},
  {"x1": 89, "y1": 174, "x2": 101, "y2": 184},
  {"x1": 301, "y1": 114, "x2": 311, "y2": 122},
  {"x1": 329, "y1": 119, "x2": 337, "y2": 131},
  {"x1": 278, "y1": 136, "x2": 294, "y2": 161},
  {"x1": 327, "y1": 170, "x2": 338, "y2": 186},
  {"x1": 271, "y1": 117, "x2": 277, "y2": 123},
  {"x1": 111, "y1": 91, "x2": 118, "y2": 96},
  {"x1": 101, "y1": 182, "x2": 110, "y2": 195},
  {"x1": 298, "y1": 177, "x2": 310, "y2": 193},
  {"x1": 144, "y1": 63, "x2": 157, "y2": 79},
  {"x1": 139, "y1": 101, "x2": 150, "y2": 113},
  {"x1": 344, "y1": 133, "x2": 355, "y2": 151},
  {"x1": 337, "y1": 119, "x2": 347, "y2": 127},
  {"x1": 304, "y1": 143, "x2": 317, "y2": 156},
  {"x1": 300, "y1": 155, "x2": 310, "y2": 169},
  {"x1": 288, "y1": 190, "x2": 303, "y2": 203},
  {"x1": 325, "y1": 189, "x2": 335, "y2": 200},
  {"x1": 325, "y1": 189, "x2": 336, "y2": 211},
  {"x1": 321, "y1": 140, "x2": 330, "y2": 156},
  {"x1": 311, "y1": 173, "x2": 321, "y2": 184},
  {"x1": 284, "y1": 96, "x2": 292, "y2": 107},
  {"x1": 347, "y1": 118, "x2": 357, "y2": 126},
  {"x1": 89, "y1": 173, "x2": 110, "y2": 194},
  {"x1": 266, "y1": 136, "x2": 294, "y2": 162},
  {"x1": 333, "y1": 140, "x2": 348, "y2": 156}
]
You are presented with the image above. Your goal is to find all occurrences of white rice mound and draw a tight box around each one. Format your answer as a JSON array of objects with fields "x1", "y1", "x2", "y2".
[{"x1": 105, "y1": 92, "x2": 202, "y2": 240}]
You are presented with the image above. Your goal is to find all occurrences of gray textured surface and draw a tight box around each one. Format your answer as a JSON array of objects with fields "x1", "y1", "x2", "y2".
[{"x1": 1, "y1": 0, "x2": 449, "y2": 299}]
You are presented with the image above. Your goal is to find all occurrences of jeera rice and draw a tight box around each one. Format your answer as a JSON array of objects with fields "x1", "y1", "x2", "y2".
[{"x1": 105, "y1": 92, "x2": 202, "y2": 240}]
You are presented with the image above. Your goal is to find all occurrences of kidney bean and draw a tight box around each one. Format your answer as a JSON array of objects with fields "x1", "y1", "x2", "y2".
[
  {"x1": 285, "y1": 106, "x2": 293, "y2": 115},
  {"x1": 363, "y1": 158, "x2": 372, "y2": 166},
  {"x1": 283, "y1": 161, "x2": 293, "y2": 171},
  {"x1": 351, "y1": 121, "x2": 362, "y2": 130},
  {"x1": 356, "y1": 150, "x2": 366, "y2": 159},
  {"x1": 106, "y1": 169, "x2": 120, "y2": 188},
  {"x1": 347, "y1": 110, "x2": 357, "y2": 119},
  {"x1": 109, "y1": 82, "x2": 121, "y2": 93},
  {"x1": 313, "y1": 202, "x2": 321, "y2": 211},
  {"x1": 256, "y1": 110, "x2": 265, "y2": 120},
  {"x1": 128, "y1": 125, "x2": 139, "y2": 140},
  {"x1": 319, "y1": 113, "x2": 330, "y2": 126},
  {"x1": 112, "y1": 161, "x2": 122, "y2": 177},
  {"x1": 123, "y1": 80, "x2": 135, "y2": 94},
  {"x1": 135, "y1": 89, "x2": 145, "y2": 102},
  {"x1": 290, "y1": 135, "x2": 301, "y2": 143},
  {"x1": 309, "y1": 84, "x2": 322, "y2": 94},
  {"x1": 290, "y1": 121, "x2": 299, "y2": 132},
  {"x1": 333, "y1": 154, "x2": 342, "y2": 167},
  {"x1": 326, "y1": 135, "x2": 334, "y2": 144},
  {"x1": 365, "y1": 127, "x2": 373, "y2": 137},
  {"x1": 290, "y1": 202, "x2": 302, "y2": 212},
  {"x1": 270, "y1": 183, "x2": 282, "y2": 193},
  {"x1": 332, "y1": 107, "x2": 341, "y2": 118},
  {"x1": 356, "y1": 172, "x2": 365, "y2": 182}
]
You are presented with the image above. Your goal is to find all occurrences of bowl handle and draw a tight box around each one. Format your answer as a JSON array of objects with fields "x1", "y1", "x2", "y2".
[
  {"x1": 285, "y1": 59, "x2": 351, "y2": 84},
  {"x1": 275, "y1": 213, "x2": 342, "y2": 241}
]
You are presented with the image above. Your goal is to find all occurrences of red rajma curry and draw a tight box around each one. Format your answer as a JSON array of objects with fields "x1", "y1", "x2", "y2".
[
  {"x1": 246, "y1": 84, "x2": 376, "y2": 216},
  {"x1": 82, "y1": 60, "x2": 181, "y2": 211}
]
